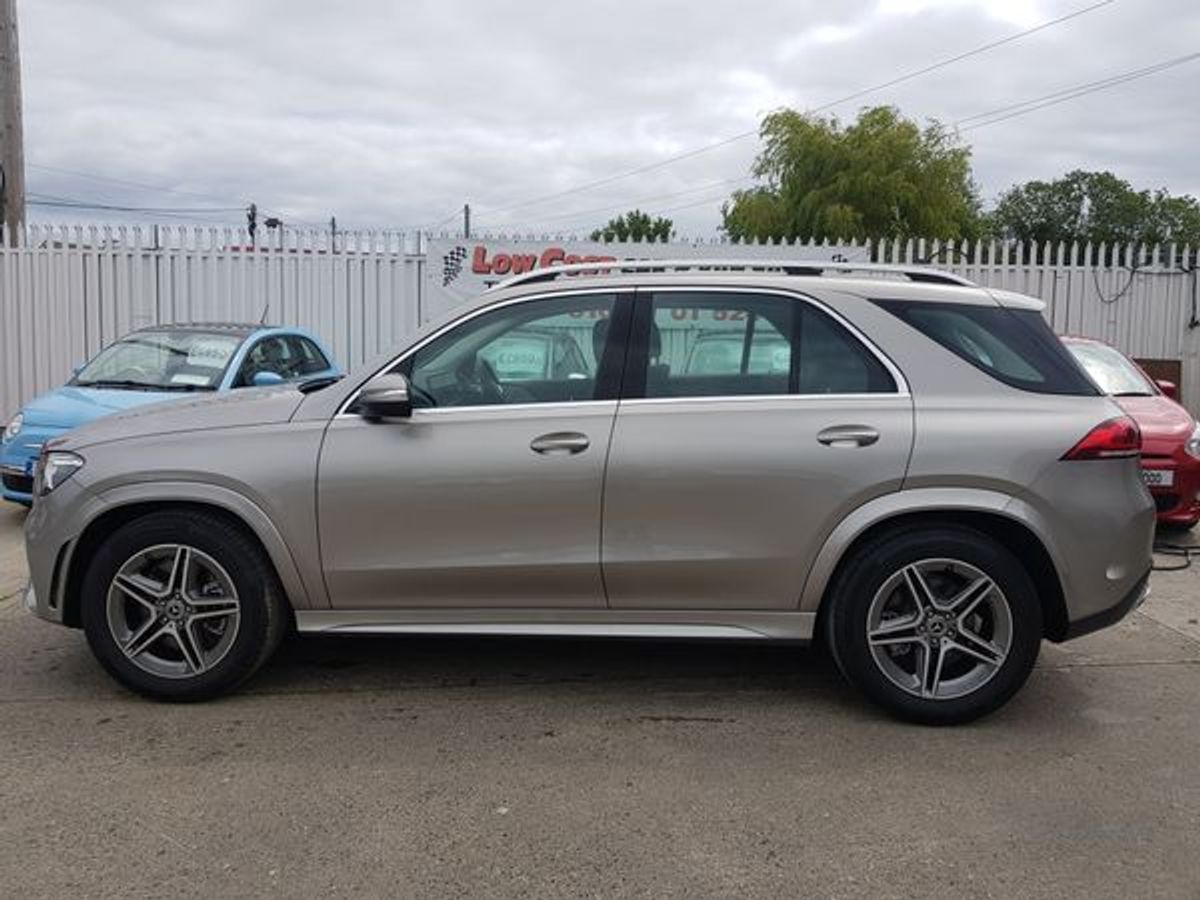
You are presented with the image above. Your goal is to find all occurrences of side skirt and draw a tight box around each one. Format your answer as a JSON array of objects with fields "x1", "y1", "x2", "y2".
[{"x1": 295, "y1": 609, "x2": 816, "y2": 642}]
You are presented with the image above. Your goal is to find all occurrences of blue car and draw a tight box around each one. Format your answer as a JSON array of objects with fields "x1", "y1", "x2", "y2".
[{"x1": 1, "y1": 322, "x2": 339, "y2": 505}]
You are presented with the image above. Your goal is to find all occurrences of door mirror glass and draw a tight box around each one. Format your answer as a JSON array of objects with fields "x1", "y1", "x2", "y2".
[
  {"x1": 359, "y1": 373, "x2": 413, "y2": 419},
  {"x1": 252, "y1": 370, "x2": 285, "y2": 387},
  {"x1": 1156, "y1": 379, "x2": 1178, "y2": 399}
]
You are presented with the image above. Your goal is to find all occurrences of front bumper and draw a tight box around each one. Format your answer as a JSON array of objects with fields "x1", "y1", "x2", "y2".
[
  {"x1": 1142, "y1": 454, "x2": 1200, "y2": 526},
  {"x1": 2, "y1": 425, "x2": 64, "y2": 504},
  {"x1": 1, "y1": 464, "x2": 34, "y2": 504},
  {"x1": 1063, "y1": 569, "x2": 1151, "y2": 640},
  {"x1": 22, "y1": 475, "x2": 90, "y2": 627}
]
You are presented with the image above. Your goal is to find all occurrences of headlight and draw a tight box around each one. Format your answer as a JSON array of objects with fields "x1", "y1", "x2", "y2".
[
  {"x1": 1187, "y1": 424, "x2": 1200, "y2": 461},
  {"x1": 2, "y1": 412, "x2": 22, "y2": 442},
  {"x1": 36, "y1": 451, "x2": 84, "y2": 495}
]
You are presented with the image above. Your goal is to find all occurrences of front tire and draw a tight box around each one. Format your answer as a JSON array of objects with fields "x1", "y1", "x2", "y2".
[
  {"x1": 81, "y1": 510, "x2": 287, "y2": 701},
  {"x1": 825, "y1": 525, "x2": 1042, "y2": 725}
]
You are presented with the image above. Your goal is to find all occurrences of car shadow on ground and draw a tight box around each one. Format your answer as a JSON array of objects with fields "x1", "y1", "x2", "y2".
[
  {"x1": 265, "y1": 631, "x2": 845, "y2": 695},
  {"x1": 250, "y1": 630, "x2": 1090, "y2": 734}
]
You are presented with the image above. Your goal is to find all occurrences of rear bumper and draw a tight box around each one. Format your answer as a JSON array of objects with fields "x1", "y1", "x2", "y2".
[{"x1": 1062, "y1": 569, "x2": 1150, "y2": 641}]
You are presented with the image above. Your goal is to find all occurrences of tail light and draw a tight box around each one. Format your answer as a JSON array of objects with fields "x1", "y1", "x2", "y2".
[{"x1": 1062, "y1": 416, "x2": 1141, "y2": 461}]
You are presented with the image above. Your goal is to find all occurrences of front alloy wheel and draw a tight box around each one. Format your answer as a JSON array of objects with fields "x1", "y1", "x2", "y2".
[
  {"x1": 106, "y1": 544, "x2": 242, "y2": 679},
  {"x1": 81, "y1": 510, "x2": 287, "y2": 700}
]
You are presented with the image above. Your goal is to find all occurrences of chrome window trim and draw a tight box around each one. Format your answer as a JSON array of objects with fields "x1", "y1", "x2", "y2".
[
  {"x1": 336, "y1": 284, "x2": 909, "y2": 418},
  {"x1": 331, "y1": 393, "x2": 910, "y2": 422},
  {"x1": 618, "y1": 393, "x2": 911, "y2": 408},
  {"x1": 400, "y1": 400, "x2": 616, "y2": 418}
]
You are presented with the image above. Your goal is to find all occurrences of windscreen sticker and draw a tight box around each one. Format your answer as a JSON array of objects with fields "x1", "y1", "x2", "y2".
[
  {"x1": 186, "y1": 338, "x2": 239, "y2": 368},
  {"x1": 169, "y1": 373, "x2": 211, "y2": 386}
]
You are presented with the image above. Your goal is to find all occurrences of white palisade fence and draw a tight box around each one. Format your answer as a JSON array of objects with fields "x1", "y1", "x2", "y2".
[{"x1": 1, "y1": 224, "x2": 1197, "y2": 421}]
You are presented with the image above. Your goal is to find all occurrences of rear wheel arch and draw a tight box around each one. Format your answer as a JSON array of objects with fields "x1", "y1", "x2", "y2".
[
  {"x1": 814, "y1": 509, "x2": 1068, "y2": 642},
  {"x1": 62, "y1": 499, "x2": 298, "y2": 629}
]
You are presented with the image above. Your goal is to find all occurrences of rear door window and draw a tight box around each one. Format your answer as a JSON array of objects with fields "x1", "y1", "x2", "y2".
[
  {"x1": 632, "y1": 291, "x2": 896, "y2": 398},
  {"x1": 874, "y1": 300, "x2": 1098, "y2": 396}
]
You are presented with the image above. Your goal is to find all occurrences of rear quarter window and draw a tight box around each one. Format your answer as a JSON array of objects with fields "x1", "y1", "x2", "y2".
[{"x1": 873, "y1": 299, "x2": 1098, "y2": 396}]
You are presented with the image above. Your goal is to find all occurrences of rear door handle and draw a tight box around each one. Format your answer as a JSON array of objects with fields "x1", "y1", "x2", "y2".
[
  {"x1": 531, "y1": 431, "x2": 590, "y2": 455},
  {"x1": 817, "y1": 425, "x2": 879, "y2": 447}
]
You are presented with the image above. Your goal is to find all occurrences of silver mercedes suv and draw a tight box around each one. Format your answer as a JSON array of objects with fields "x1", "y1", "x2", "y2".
[{"x1": 22, "y1": 261, "x2": 1155, "y2": 723}]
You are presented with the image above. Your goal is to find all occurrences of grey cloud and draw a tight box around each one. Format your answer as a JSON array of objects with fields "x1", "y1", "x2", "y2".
[{"x1": 18, "y1": 0, "x2": 1200, "y2": 235}]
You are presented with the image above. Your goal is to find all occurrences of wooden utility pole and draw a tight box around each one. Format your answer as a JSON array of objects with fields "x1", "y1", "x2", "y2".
[{"x1": 0, "y1": 0, "x2": 24, "y2": 244}]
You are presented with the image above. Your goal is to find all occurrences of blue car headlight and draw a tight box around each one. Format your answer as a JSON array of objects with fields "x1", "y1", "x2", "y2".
[
  {"x1": 2, "y1": 412, "x2": 22, "y2": 442},
  {"x1": 36, "y1": 451, "x2": 84, "y2": 495}
]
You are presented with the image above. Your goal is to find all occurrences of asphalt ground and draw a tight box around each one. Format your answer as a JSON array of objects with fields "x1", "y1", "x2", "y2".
[{"x1": 1, "y1": 501, "x2": 1199, "y2": 899}]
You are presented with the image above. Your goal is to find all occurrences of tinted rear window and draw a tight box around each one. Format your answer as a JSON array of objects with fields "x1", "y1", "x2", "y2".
[{"x1": 873, "y1": 300, "x2": 1098, "y2": 396}]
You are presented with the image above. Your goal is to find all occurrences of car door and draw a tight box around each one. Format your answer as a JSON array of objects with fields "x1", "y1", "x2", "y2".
[
  {"x1": 317, "y1": 290, "x2": 630, "y2": 609},
  {"x1": 602, "y1": 288, "x2": 914, "y2": 610}
]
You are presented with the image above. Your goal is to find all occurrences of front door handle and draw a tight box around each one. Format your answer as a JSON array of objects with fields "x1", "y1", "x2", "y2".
[
  {"x1": 817, "y1": 425, "x2": 879, "y2": 448},
  {"x1": 531, "y1": 431, "x2": 590, "y2": 455}
]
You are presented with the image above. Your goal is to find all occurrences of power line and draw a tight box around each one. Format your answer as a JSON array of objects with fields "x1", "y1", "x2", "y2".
[
  {"x1": 28, "y1": 165, "x2": 306, "y2": 225},
  {"x1": 27, "y1": 162, "x2": 248, "y2": 206},
  {"x1": 28, "y1": 192, "x2": 244, "y2": 214},
  {"x1": 472, "y1": 0, "x2": 1117, "y2": 219},
  {"x1": 957, "y1": 51, "x2": 1200, "y2": 131},
  {"x1": 805, "y1": 0, "x2": 1118, "y2": 116},
  {"x1": 473, "y1": 177, "x2": 753, "y2": 232}
]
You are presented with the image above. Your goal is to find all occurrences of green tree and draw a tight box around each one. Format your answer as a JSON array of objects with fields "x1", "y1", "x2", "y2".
[
  {"x1": 590, "y1": 209, "x2": 673, "y2": 243},
  {"x1": 988, "y1": 170, "x2": 1200, "y2": 247},
  {"x1": 721, "y1": 106, "x2": 981, "y2": 243}
]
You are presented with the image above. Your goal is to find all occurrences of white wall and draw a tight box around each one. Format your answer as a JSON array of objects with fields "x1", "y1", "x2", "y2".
[{"x1": 1, "y1": 226, "x2": 1196, "y2": 421}]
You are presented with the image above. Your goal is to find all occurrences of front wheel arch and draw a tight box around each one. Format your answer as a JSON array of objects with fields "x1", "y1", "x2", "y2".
[{"x1": 63, "y1": 500, "x2": 295, "y2": 629}]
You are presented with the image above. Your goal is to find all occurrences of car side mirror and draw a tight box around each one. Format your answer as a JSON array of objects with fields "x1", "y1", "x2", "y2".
[
  {"x1": 252, "y1": 371, "x2": 285, "y2": 387},
  {"x1": 1156, "y1": 379, "x2": 1178, "y2": 400},
  {"x1": 359, "y1": 373, "x2": 413, "y2": 419}
]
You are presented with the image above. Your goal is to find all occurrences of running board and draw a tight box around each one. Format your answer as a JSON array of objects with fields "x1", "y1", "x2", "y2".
[{"x1": 295, "y1": 610, "x2": 816, "y2": 642}]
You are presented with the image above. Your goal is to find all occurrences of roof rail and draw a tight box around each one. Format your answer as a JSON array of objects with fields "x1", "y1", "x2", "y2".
[{"x1": 489, "y1": 259, "x2": 976, "y2": 291}]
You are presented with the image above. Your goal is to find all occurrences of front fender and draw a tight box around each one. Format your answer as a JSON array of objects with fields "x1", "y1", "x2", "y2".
[
  {"x1": 76, "y1": 480, "x2": 319, "y2": 610},
  {"x1": 798, "y1": 487, "x2": 1068, "y2": 613}
]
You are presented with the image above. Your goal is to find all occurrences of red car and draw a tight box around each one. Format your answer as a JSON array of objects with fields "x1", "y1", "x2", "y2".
[{"x1": 1063, "y1": 336, "x2": 1200, "y2": 527}]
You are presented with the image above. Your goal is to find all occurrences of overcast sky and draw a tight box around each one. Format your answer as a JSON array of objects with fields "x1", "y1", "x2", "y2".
[{"x1": 17, "y1": 0, "x2": 1200, "y2": 236}]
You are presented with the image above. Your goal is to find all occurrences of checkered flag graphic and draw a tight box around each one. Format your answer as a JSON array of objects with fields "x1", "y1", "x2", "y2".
[{"x1": 442, "y1": 245, "x2": 468, "y2": 287}]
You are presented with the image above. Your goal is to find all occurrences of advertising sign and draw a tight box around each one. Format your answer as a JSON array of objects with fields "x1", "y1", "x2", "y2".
[{"x1": 424, "y1": 238, "x2": 860, "y2": 321}]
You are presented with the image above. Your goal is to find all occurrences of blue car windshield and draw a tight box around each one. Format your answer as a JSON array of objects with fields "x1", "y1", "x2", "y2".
[{"x1": 73, "y1": 331, "x2": 244, "y2": 391}]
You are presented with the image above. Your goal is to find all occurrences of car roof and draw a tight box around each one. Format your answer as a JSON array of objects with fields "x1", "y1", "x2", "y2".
[
  {"x1": 132, "y1": 322, "x2": 277, "y2": 339},
  {"x1": 484, "y1": 271, "x2": 1045, "y2": 312},
  {"x1": 484, "y1": 259, "x2": 1046, "y2": 312}
]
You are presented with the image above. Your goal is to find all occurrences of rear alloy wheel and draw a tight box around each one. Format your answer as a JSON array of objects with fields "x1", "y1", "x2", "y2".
[
  {"x1": 826, "y1": 526, "x2": 1042, "y2": 725},
  {"x1": 82, "y1": 510, "x2": 287, "y2": 700},
  {"x1": 866, "y1": 559, "x2": 1012, "y2": 701}
]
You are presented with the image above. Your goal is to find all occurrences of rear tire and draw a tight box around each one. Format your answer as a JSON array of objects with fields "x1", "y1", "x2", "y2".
[
  {"x1": 824, "y1": 525, "x2": 1042, "y2": 725},
  {"x1": 80, "y1": 509, "x2": 287, "y2": 701}
]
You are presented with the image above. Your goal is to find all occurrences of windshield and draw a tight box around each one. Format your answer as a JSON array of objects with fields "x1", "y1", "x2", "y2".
[
  {"x1": 73, "y1": 330, "x2": 244, "y2": 391},
  {"x1": 1065, "y1": 342, "x2": 1156, "y2": 396}
]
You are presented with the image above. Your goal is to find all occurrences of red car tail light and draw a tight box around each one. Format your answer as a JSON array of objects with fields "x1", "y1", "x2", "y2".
[{"x1": 1062, "y1": 416, "x2": 1142, "y2": 460}]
